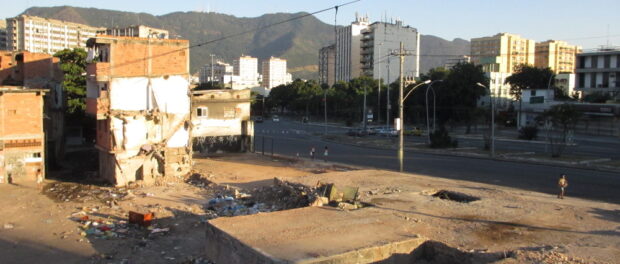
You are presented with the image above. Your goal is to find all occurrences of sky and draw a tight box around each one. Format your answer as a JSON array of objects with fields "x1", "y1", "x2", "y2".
[{"x1": 1, "y1": 0, "x2": 619, "y2": 49}]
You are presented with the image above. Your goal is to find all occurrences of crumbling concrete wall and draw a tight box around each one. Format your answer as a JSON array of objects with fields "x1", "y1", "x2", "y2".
[
  {"x1": 86, "y1": 37, "x2": 192, "y2": 186},
  {"x1": 191, "y1": 89, "x2": 252, "y2": 154}
]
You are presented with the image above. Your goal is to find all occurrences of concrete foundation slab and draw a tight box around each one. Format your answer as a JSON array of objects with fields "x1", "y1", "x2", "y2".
[{"x1": 205, "y1": 206, "x2": 426, "y2": 264}]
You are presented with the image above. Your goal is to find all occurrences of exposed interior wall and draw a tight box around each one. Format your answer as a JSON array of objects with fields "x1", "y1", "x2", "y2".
[{"x1": 100, "y1": 75, "x2": 191, "y2": 186}]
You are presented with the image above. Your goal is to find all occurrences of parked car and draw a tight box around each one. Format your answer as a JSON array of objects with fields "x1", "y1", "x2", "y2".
[
  {"x1": 346, "y1": 128, "x2": 367, "y2": 137},
  {"x1": 405, "y1": 127, "x2": 423, "y2": 136},
  {"x1": 272, "y1": 115, "x2": 280, "y2": 122},
  {"x1": 254, "y1": 116, "x2": 264, "y2": 123},
  {"x1": 377, "y1": 127, "x2": 398, "y2": 137}
]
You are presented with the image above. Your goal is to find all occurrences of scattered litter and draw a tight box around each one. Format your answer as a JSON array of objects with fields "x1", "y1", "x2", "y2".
[{"x1": 3, "y1": 223, "x2": 14, "y2": 229}]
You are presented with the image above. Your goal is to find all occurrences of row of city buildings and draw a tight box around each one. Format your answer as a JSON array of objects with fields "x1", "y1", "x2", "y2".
[
  {"x1": 319, "y1": 16, "x2": 619, "y2": 136},
  {"x1": 0, "y1": 15, "x2": 253, "y2": 186},
  {"x1": 198, "y1": 55, "x2": 293, "y2": 95}
]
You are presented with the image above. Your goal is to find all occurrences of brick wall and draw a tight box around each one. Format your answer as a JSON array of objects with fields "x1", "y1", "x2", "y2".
[
  {"x1": 0, "y1": 51, "x2": 61, "y2": 87},
  {"x1": 0, "y1": 91, "x2": 44, "y2": 137},
  {"x1": 109, "y1": 39, "x2": 189, "y2": 77}
]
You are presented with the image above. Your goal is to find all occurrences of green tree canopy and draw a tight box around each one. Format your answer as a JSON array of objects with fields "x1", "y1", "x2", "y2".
[
  {"x1": 54, "y1": 48, "x2": 87, "y2": 115},
  {"x1": 505, "y1": 64, "x2": 554, "y2": 101}
]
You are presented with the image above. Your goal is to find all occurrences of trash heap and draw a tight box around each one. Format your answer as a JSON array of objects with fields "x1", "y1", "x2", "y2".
[
  {"x1": 45, "y1": 182, "x2": 132, "y2": 204},
  {"x1": 204, "y1": 178, "x2": 367, "y2": 218},
  {"x1": 70, "y1": 208, "x2": 169, "y2": 240}
]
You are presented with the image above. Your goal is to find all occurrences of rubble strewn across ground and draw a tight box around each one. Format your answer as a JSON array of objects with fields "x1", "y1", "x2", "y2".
[{"x1": 1, "y1": 153, "x2": 619, "y2": 263}]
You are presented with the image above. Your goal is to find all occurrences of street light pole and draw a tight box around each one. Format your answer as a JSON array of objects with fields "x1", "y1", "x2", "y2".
[
  {"x1": 386, "y1": 56, "x2": 391, "y2": 128},
  {"x1": 546, "y1": 74, "x2": 554, "y2": 103},
  {"x1": 425, "y1": 80, "x2": 442, "y2": 144},
  {"x1": 398, "y1": 79, "x2": 431, "y2": 171},
  {"x1": 210, "y1": 54, "x2": 215, "y2": 87},
  {"x1": 363, "y1": 84, "x2": 367, "y2": 130},
  {"x1": 377, "y1": 43, "x2": 382, "y2": 124},
  {"x1": 477, "y1": 83, "x2": 495, "y2": 158}
]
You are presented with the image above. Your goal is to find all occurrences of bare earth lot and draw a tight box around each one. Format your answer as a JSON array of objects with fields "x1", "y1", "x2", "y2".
[{"x1": 1, "y1": 153, "x2": 619, "y2": 263}]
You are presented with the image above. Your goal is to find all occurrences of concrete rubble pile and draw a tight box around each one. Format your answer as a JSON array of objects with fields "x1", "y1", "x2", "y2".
[
  {"x1": 45, "y1": 182, "x2": 133, "y2": 204},
  {"x1": 69, "y1": 207, "x2": 170, "y2": 241}
]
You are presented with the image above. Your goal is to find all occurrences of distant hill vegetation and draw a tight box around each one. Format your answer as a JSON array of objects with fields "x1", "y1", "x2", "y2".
[{"x1": 22, "y1": 6, "x2": 469, "y2": 80}]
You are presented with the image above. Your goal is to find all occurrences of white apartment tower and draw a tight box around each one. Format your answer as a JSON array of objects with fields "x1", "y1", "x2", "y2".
[
  {"x1": 233, "y1": 56, "x2": 260, "y2": 84},
  {"x1": 99, "y1": 25, "x2": 169, "y2": 39},
  {"x1": 335, "y1": 15, "x2": 370, "y2": 82},
  {"x1": 334, "y1": 15, "x2": 420, "y2": 83},
  {"x1": 6, "y1": 15, "x2": 101, "y2": 54},
  {"x1": 360, "y1": 20, "x2": 420, "y2": 83},
  {"x1": 262, "y1": 57, "x2": 292, "y2": 89}
]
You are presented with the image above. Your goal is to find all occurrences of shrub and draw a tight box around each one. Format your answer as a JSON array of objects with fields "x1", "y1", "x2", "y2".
[
  {"x1": 429, "y1": 127, "x2": 458, "y2": 148},
  {"x1": 518, "y1": 126, "x2": 538, "y2": 140}
]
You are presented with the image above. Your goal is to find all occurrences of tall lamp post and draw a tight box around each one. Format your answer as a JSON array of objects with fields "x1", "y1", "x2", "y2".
[
  {"x1": 399, "y1": 80, "x2": 431, "y2": 171},
  {"x1": 476, "y1": 83, "x2": 495, "y2": 158},
  {"x1": 546, "y1": 74, "x2": 554, "y2": 103},
  {"x1": 323, "y1": 88, "x2": 328, "y2": 134},
  {"x1": 425, "y1": 80, "x2": 442, "y2": 144}
]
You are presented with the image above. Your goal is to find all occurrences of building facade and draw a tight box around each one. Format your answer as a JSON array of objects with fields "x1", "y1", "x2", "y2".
[
  {"x1": 470, "y1": 33, "x2": 535, "y2": 73},
  {"x1": 575, "y1": 47, "x2": 620, "y2": 100},
  {"x1": 335, "y1": 15, "x2": 369, "y2": 82},
  {"x1": 199, "y1": 60, "x2": 233, "y2": 84},
  {"x1": 85, "y1": 36, "x2": 192, "y2": 186},
  {"x1": 6, "y1": 15, "x2": 101, "y2": 54},
  {"x1": 233, "y1": 56, "x2": 261, "y2": 89},
  {"x1": 98, "y1": 25, "x2": 169, "y2": 39},
  {"x1": 318, "y1": 44, "x2": 335, "y2": 86},
  {"x1": 535, "y1": 40, "x2": 581, "y2": 73},
  {"x1": 0, "y1": 86, "x2": 46, "y2": 184},
  {"x1": 0, "y1": 20, "x2": 7, "y2": 50},
  {"x1": 360, "y1": 20, "x2": 420, "y2": 83},
  {"x1": 261, "y1": 57, "x2": 292, "y2": 89},
  {"x1": 443, "y1": 56, "x2": 470, "y2": 69},
  {"x1": 191, "y1": 89, "x2": 252, "y2": 154}
]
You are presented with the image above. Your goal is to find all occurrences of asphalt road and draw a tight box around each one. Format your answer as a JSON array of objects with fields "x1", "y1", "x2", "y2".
[{"x1": 255, "y1": 119, "x2": 620, "y2": 204}]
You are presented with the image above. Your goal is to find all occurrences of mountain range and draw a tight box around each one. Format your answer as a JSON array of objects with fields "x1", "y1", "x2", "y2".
[{"x1": 21, "y1": 6, "x2": 469, "y2": 80}]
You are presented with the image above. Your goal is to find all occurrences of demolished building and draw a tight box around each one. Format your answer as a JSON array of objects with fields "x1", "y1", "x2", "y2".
[
  {"x1": 0, "y1": 86, "x2": 46, "y2": 184},
  {"x1": 191, "y1": 89, "x2": 252, "y2": 154},
  {"x1": 85, "y1": 36, "x2": 191, "y2": 186}
]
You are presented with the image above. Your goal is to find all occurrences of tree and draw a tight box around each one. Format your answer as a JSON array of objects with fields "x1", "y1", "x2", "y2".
[
  {"x1": 505, "y1": 64, "x2": 554, "y2": 127},
  {"x1": 54, "y1": 48, "x2": 87, "y2": 116},
  {"x1": 439, "y1": 62, "x2": 488, "y2": 133},
  {"x1": 536, "y1": 103, "x2": 581, "y2": 157}
]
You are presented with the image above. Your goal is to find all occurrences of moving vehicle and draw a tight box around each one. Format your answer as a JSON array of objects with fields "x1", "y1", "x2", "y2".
[
  {"x1": 254, "y1": 116, "x2": 264, "y2": 123},
  {"x1": 377, "y1": 127, "x2": 398, "y2": 137},
  {"x1": 272, "y1": 115, "x2": 280, "y2": 122},
  {"x1": 346, "y1": 128, "x2": 368, "y2": 137}
]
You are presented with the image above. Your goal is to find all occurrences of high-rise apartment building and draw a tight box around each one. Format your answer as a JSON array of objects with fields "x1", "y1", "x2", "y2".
[
  {"x1": 470, "y1": 33, "x2": 535, "y2": 73},
  {"x1": 332, "y1": 15, "x2": 420, "y2": 83},
  {"x1": 535, "y1": 40, "x2": 581, "y2": 73},
  {"x1": 335, "y1": 15, "x2": 370, "y2": 82},
  {"x1": 6, "y1": 15, "x2": 102, "y2": 54},
  {"x1": 233, "y1": 56, "x2": 260, "y2": 86},
  {"x1": 262, "y1": 57, "x2": 292, "y2": 89},
  {"x1": 0, "y1": 20, "x2": 7, "y2": 50},
  {"x1": 318, "y1": 44, "x2": 335, "y2": 86},
  {"x1": 360, "y1": 20, "x2": 420, "y2": 83},
  {"x1": 98, "y1": 25, "x2": 169, "y2": 39}
]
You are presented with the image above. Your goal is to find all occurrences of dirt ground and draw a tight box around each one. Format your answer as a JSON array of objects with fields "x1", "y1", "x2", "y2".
[{"x1": 1, "y1": 153, "x2": 619, "y2": 263}]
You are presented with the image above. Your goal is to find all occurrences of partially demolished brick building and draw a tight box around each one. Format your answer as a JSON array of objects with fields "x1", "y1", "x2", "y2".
[{"x1": 85, "y1": 36, "x2": 191, "y2": 186}]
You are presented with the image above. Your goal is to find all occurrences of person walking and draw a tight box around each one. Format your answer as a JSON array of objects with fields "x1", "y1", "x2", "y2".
[
  {"x1": 557, "y1": 174, "x2": 568, "y2": 199},
  {"x1": 323, "y1": 146, "x2": 329, "y2": 162},
  {"x1": 36, "y1": 168, "x2": 44, "y2": 191},
  {"x1": 310, "y1": 147, "x2": 316, "y2": 160}
]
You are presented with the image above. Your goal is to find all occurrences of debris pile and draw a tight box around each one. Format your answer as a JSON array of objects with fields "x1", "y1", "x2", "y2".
[
  {"x1": 44, "y1": 182, "x2": 132, "y2": 204},
  {"x1": 70, "y1": 208, "x2": 169, "y2": 240}
]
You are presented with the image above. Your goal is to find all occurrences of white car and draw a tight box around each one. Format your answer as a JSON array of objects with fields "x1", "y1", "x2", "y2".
[{"x1": 272, "y1": 115, "x2": 280, "y2": 122}]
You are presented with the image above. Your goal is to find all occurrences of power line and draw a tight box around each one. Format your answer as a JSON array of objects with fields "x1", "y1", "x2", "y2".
[{"x1": 97, "y1": 0, "x2": 361, "y2": 71}]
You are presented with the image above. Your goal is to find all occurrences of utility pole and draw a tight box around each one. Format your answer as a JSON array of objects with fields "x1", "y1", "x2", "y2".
[
  {"x1": 210, "y1": 54, "x2": 215, "y2": 87},
  {"x1": 386, "y1": 56, "x2": 390, "y2": 128},
  {"x1": 391, "y1": 42, "x2": 414, "y2": 172},
  {"x1": 377, "y1": 43, "x2": 382, "y2": 124},
  {"x1": 363, "y1": 83, "x2": 367, "y2": 130}
]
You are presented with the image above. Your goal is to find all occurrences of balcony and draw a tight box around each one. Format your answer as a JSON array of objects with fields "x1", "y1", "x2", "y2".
[{"x1": 86, "y1": 97, "x2": 110, "y2": 120}]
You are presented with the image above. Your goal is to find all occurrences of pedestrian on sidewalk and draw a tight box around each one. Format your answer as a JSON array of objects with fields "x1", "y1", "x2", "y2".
[
  {"x1": 36, "y1": 168, "x2": 44, "y2": 191},
  {"x1": 323, "y1": 146, "x2": 329, "y2": 162},
  {"x1": 557, "y1": 174, "x2": 568, "y2": 199},
  {"x1": 310, "y1": 147, "x2": 316, "y2": 160}
]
